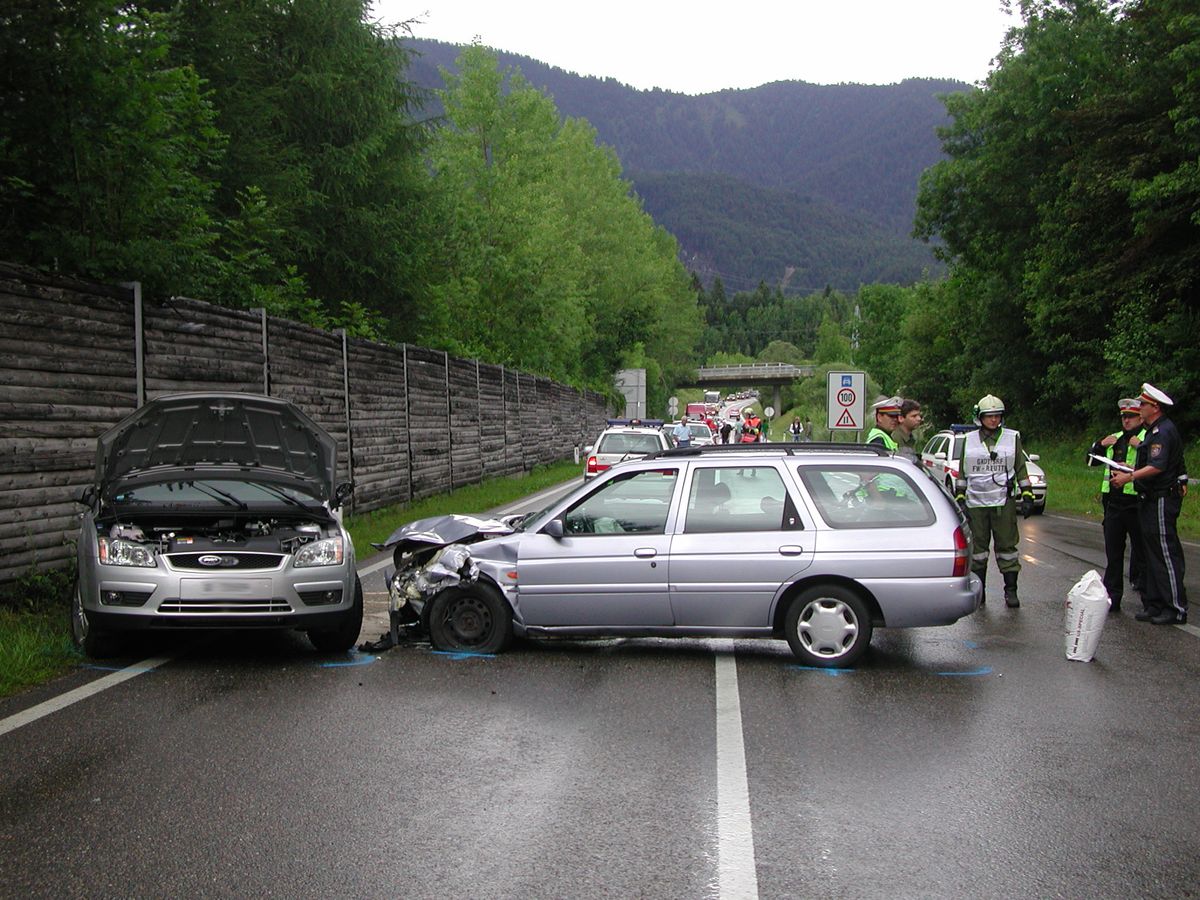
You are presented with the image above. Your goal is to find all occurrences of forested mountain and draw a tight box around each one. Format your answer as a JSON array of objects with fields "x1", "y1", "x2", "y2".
[{"x1": 406, "y1": 39, "x2": 964, "y2": 291}]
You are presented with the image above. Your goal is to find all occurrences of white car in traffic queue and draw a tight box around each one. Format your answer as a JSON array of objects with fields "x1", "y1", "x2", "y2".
[{"x1": 583, "y1": 418, "x2": 671, "y2": 481}]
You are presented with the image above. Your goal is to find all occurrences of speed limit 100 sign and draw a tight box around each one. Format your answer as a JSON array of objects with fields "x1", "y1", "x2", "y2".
[{"x1": 827, "y1": 371, "x2": 866, "y2": 431}]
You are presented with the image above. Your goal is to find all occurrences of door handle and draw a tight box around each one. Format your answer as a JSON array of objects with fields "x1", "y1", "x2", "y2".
[
  {"x1": 778, "y1": 545, "x2": 804, "y2": 556},
  {"x1": 634, "y1": 548, "x2": 657, "y2": 559}
]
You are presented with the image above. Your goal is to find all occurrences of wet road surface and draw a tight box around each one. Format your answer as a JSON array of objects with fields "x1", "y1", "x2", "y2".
[{"x1": 2, "y1": 498, "x2": 1198, "y2": 899}]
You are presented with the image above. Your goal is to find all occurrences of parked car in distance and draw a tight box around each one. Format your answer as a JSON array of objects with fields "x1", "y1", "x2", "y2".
[
  {"x1": 380, "y1": 443, "x2": 981, "y2": 668},
  {"x1": 920, "y1": 426, "x2": 1047, "y2": 512},
  {"x1": 72, "y1": 393, "x2": 362, "y2": 657},
  {"x1": 582, "y1": 419, "x2": 671, "y2": 481}
]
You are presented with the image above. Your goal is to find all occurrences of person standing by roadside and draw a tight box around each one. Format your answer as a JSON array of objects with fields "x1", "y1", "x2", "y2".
[
  {"x1": 1109, "y1": 384, "x2": 1188, "y2": 625},
  {"x1": 672, "y1": 415, "x2": 692, "y2": 449},
  {"x1": 804, "y1": 418, "x2": 813, "y2": 442},
  {"x1": 739, "y1": 409, "x2": 761, "y2": 443},
  {"x1": 1087, "y1": 397, "x2": 1147, "y2": 614},
  {"x1": 866, "y1": 396, "x2": 902, "y2": 451},
  {"x1": 954, "y1": 394, "x2": 1034, "y2": 607},
  {"x1": 789, "y1": 418, "x2": 804, "y2": 442},
  {"x1": 720, "y1": 418, "x2": 733, "y2": 444},
  {"x1": 893, "y1": 398, "x2": 923, "y2": 462}
]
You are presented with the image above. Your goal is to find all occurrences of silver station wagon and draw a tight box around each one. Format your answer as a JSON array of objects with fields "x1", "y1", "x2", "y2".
[
  {"x1": 72, "y1": 393, "x2": 361, "y2": 657},
  {"x1": 382, "y1": 444, "x2": 981, "y2": 667}
]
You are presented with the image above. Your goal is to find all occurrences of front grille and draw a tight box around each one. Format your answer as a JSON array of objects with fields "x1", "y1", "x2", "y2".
[
  {"x1": 157, "y1": 597, "x2": 293, "y2": 614},
  {"x1": 166, "y1": 552, "x2": 285, "y2": 571}
]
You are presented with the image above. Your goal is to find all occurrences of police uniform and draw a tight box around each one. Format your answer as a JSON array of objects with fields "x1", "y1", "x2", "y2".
[
  {"x1": 866, "y1": 396, "x2": 901, "y2": 451},
  {"x1": 1087, "y1": 398, "x2": 1146, "y2": 611},
  {"x1": 1131, "y1": 384, "x2": 1188, "y2": 624}
]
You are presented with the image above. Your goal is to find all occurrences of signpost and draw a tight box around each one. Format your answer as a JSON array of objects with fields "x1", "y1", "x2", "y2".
[{"x1": 827, "y1": 371, "x2": 865, "y2": 435}]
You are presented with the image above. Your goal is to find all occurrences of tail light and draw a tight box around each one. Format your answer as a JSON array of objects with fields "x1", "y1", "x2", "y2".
[
  {"x1": 952, "y1": 525, "x2": 969, "y2": 577},
  {"x1": 586, "y1": 456, "x2": 609, "y2": 475}
]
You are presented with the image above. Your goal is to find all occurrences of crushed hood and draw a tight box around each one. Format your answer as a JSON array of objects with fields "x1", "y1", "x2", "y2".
[
  {"x1": 96, "y1": 393, "x2": 337, "y2": 500},
  {"x1": 375, "y1": 514, "x2": 516, "y2": 551}
]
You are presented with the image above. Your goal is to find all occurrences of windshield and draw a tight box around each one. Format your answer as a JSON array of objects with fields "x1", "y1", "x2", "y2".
[
  {"x1": 689, "y1": 424, "x2": 712, "y2": 438},
  {"x1": 596, "y1": 433, "x2": 662, "y2": 455},
  {"x1": 112, "y1": 480, "x2": 320, "y2": 509}
]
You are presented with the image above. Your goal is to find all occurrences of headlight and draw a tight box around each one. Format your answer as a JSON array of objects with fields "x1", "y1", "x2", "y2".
[
  {"x1": 98, "y1": 537, "x2": 157, "y2": 568},
  {"x1": 1029, "y1": 475, "x2": 1045, "y2": 486},
  {"x1": 294, "y1": 536, "x2": 344, "y2": 568}
]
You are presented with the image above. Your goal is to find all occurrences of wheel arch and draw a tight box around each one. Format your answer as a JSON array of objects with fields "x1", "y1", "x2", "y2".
[{"x1": 773, "y1": 575, "x2": 884, "y2": 634}]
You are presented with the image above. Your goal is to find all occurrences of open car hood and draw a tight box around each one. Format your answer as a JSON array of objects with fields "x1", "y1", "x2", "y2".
[{"x1": 95, "y1": 393, "x2": 337, "y2": 501}]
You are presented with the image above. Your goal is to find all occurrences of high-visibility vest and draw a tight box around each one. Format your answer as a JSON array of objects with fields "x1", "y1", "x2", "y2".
[
  {"x1": 866, "y1": 427, "x2": 897, "y2": 451},
  {"x1": 1100, "y1": 429, "x2": 1146, "y2": 494},
  {"x1": 962, "y1": 428, "x2": 1017, "y2": 507}
]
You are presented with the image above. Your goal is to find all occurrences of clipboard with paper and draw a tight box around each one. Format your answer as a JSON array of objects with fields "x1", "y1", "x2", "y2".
[{"x1": 1087, "y1": 453, "x2": 1134, "y2": 473}]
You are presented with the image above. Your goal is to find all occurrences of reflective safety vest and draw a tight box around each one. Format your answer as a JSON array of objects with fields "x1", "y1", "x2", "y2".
[
  {"x1": 962, "y1": 428, "x2": 1017, "y2": 507},
  {"x1": 1100, "y1": 429, "x2": 1146, "y2": 495},
  {"x1": 866, "y1": 427, "x2": 898, "y2": 451}
]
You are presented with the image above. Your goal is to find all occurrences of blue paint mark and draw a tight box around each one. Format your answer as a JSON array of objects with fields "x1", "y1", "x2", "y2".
[
  {"x1": 432, "y1": 650, "x2": 496, "y2": 660},
  {"x1": 936, "y1": 666, "x2": 992, "y2": 677},
  {"x1": 318, "y1": 650, "x2": 378, "y2": 668},
  {"x1": 962, "y1": 640, "x2": 980, "y2": 650},
  {"x1": 787, "y1": 665, "x2": 855, "y2": 676}
]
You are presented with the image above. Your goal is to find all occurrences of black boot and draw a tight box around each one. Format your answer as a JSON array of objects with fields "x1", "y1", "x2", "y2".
[{"x1": 1003, "y1": 571, "x2": 1020, "y2": 608}]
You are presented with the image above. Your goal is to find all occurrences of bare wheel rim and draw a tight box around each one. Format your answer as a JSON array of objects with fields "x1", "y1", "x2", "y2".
[
  {"x1": 442, "y1": 595, "x2": 493, "y2": 647},
  {"x1": 796, "y1": 597, "x2": 860, "y2": 660}
]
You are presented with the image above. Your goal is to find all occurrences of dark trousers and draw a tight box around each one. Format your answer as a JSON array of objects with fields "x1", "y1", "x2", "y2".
[
  {"x1": 1138, "y1": 493, "x2": 1188, "y2": 618},
  {"x1": 1101, "y1": 494, "x2": 1143, "y2": 607}
]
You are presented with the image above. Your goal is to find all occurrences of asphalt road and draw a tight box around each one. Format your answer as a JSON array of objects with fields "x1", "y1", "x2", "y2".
[{"x1": 2, "y1": 495, "x2": 1198, "y2": 899}]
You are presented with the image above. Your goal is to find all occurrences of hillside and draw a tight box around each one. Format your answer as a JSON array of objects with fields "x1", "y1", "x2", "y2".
[{"x1": 405, "y1": 39, "x2": 968, "y2": 291}]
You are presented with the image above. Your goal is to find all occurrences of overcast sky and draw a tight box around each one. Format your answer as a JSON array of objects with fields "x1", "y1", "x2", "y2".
[{"x1": 371, "y1": 1, "x2": 1020, "y2": 94}]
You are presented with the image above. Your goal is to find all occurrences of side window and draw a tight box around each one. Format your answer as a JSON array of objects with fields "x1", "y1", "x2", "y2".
[
  {"x1": 563, "y1": 469, "x2": 677, "y2": 535},
  {"x1": 684, "y1": 466, "x2": 800, "y2": 534},
  {"x1": 797, "y1": 465, "x2": 936, "y2": 529}
]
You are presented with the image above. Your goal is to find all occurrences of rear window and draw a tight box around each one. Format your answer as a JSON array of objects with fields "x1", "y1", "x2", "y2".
[
  {"x1": 596, "y1": 433, "x2": 663, "y2": 455},
  {"x1": 797, "y1": 465, "x2": 935, "y2": 529}
]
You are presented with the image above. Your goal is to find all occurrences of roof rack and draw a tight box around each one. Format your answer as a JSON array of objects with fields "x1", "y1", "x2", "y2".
[{"x1": 645, "y1": 442, "x2": 891, "y2": 460}]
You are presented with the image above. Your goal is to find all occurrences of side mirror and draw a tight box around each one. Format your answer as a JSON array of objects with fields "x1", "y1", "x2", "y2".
[
  {"x1": 333, "y1": 481, "x2": 355, "y2": 509},
  {"x1": 1029, "y1": 454, "x2": 1040, "y2": 462},
  {"x1": 933, "y1": 451, "x2": 947, "y2": 461},
  {"x1": 542, "y1": 518, "x2": 564, "y2": 539}
]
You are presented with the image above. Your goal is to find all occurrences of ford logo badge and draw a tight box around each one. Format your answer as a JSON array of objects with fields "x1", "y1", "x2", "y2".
[{"x1": 198, "y1": 555, "x2": 224, "y2": 567}]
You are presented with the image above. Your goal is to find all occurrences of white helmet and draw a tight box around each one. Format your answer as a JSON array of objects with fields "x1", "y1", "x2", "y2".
[{"x1": 973, "y1": 394, "x2": 1005, "y2": 425}]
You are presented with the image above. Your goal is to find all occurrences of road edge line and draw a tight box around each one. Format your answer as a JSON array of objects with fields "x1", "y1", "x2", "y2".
[{"x1": 713, "y1": 639, "x2": 759, "y2": 899}]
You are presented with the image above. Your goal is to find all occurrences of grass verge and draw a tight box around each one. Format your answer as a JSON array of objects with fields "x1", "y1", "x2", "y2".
[
  {"x1": 0, "y1": 606, "x2": 78, "y2": 699},
  {"x1": 346, "y1": 458, "x2": 582, "y2": 556}
]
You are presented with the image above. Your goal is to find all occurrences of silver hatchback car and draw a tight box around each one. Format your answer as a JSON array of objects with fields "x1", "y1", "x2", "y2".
[
  {"x1": 381, "y1": 444, "x2": 981, "y2": 667},
  {"x1": 72, "y1": 393, "x2": 361, "y2": 657}
]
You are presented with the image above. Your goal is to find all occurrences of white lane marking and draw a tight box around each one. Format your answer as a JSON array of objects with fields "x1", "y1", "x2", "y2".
[
  {"x1": 713, "y1": 639, "x2": 759, "y2": 899},
  {"x1": 1177, "y1": 623, "x2": 1200, "y2": 638},
  {"x1": 0, "y1": 657, "x2": 172, "y2": 738}
]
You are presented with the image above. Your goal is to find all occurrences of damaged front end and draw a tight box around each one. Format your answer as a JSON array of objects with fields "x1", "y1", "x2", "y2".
[{"x1": 370, "y1": 514, "x2": 521, "y2": 647}]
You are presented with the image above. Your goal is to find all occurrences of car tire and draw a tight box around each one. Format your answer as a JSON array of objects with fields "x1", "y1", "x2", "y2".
[
  {"x1": 308, "y1": 576, "x2": 364, "y2": 653},
  {"x1": 70, "y1": 578, "x2": 121, "y2": 659},
  {"x1": 427, "y1": 582, "x2": 512, "y2": 654},
  {"x1": 784, "y1": 584, "x2": 873, "y2": 668}
]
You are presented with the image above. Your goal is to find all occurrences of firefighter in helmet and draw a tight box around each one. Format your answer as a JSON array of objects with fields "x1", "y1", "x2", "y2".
[{"x1": 954, "y1": 394, "x2": 1034, "y2": 607}]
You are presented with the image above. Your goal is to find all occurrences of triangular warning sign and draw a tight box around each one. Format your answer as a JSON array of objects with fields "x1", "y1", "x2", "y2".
[{"x1": 836, "y1": 408, "x2": 858, "y2": 428}]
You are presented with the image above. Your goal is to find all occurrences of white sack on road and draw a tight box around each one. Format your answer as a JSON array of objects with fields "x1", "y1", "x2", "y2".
[{"x1": 1064, "y1": 568, "x2": 1110, "y2": 662}]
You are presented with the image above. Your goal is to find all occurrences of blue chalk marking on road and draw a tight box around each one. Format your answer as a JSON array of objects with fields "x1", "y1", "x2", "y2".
[
  {"x1": 318, "y1": 650, "x2": 378, "y2": 668},
  {"x1": 962, "y1": 640, "x2": 979, "y2": 649},
  {"x1": 787, "y1": 665, "x2": 855, "y2": 677},
  {"x1": 432, "y1": 650, "x2": 496, "y2": 660},
  {"x1": 936, "y1": 666, "x2": 992, "y2": 677}
]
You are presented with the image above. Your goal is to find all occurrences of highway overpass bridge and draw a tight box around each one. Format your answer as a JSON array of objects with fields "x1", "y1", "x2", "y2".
[{"x1": 679, "y1": 363, "x2": 815, "y2": 414}]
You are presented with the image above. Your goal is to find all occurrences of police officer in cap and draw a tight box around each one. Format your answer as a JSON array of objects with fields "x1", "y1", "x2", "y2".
[
  {"x1": 866, "y1": 396, "x2": 902, "y2": 450},
  {"x1": 1110, "y1": 383, "x2": 1188, "y2": 625},
  {"x1": 1087, "y1": 397, "x2": 1147, "y2": 613}
]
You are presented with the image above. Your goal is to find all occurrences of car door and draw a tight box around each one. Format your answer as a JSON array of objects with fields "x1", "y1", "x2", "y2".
[
  {"x1": 668, "y1": 463, "x2": 812, "y2": 628},
  {"x1": 516, "y1": 467, "x2": 680, "y2": 626}
]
